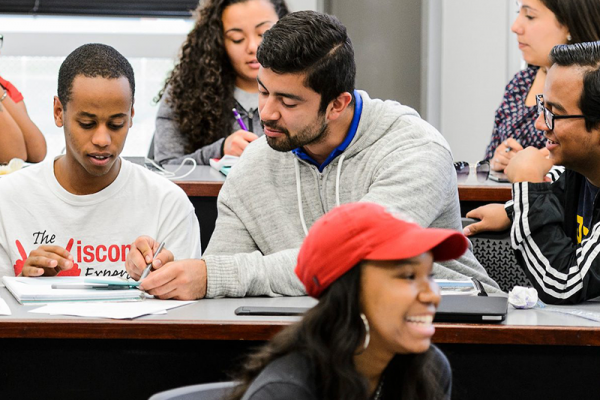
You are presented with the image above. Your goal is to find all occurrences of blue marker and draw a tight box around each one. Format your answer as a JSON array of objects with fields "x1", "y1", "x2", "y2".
[{"x1": 232, "y1": 108, "x2": 248, "y2": 131}]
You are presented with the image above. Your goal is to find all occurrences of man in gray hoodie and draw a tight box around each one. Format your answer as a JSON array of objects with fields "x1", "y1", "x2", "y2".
[{"x1": 125, "y1": 11, "x2": 499, "y2": 300}]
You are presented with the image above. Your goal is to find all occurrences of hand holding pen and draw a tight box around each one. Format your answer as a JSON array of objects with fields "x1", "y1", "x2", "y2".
[
  {"x1": 140, "y1": 241, "x2": 165, "y2": 281},
  {"x1": 124, "y1": 236, "x2": 173, "y2": 281},
  {"x1": 223, "y1": 108, "x2": 258, "y2": 156},
  {"x1": 491, "y1": 138, "x2": 524, "y2": 172}
]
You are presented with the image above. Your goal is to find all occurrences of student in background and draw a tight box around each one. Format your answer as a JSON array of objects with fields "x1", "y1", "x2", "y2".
[
  {"x1": 125, "y1": 11, "x2": 498, "y2": 300},
  {"x1": 229, "y1": 203, "x2": 463, "y2": 400},
  {"x1": 485, "y1": 0, "x2": 600, "y2": 172},
  {"x1": 0, "y1": 33, "x2": 47, "y2": 163},
  {"x1": 0, "y1": 44, "x2": 200, "y2": 287},
  {"x1": 466, "y1": 41, "x2": 600, "y2": 304},
  {"x1": 152, "y1": 0, "x2": 289, "y2": 166}
]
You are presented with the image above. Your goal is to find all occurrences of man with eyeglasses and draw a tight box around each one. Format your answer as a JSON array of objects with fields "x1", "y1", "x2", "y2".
[
  {"x1": 464, "y1": 41, "x2": 600, "y2": 304},
  {"x1": 0, "y1": 33, "x2": 47, "y2": 163}
]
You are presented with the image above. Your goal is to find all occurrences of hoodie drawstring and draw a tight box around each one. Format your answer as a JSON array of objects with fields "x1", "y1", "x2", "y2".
[{"x1": 295, "y1": 155, "x2": 345, "y2": 237}]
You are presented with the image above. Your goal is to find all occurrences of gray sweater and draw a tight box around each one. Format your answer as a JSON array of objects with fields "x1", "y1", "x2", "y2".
[
  {"x1": 203, "y1": 90, "x2": 499, "y2": 298},
  {"x1": 152, "y1": 87, "x2": 263, "y2": 165}
]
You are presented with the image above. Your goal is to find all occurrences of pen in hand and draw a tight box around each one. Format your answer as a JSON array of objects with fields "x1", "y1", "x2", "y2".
[
  {"x1": 139, "y1": 241, "x2": 165, "y2": 281},
  {"x1": 232, "y1": 108, "x2": 248, "y2": 131}
]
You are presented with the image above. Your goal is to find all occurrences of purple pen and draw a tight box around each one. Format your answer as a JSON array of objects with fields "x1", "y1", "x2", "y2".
[{"x1": 232, "y1": 108, "x2": 248, "y2": 131}]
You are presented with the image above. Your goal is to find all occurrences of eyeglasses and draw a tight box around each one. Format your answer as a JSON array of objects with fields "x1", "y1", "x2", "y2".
[
  {"x1": 454, "y1": 160, "x2": 490, "y2": 183},
  {"x1": 536, "y1": 94, "x2": 585, "y2": 130}
]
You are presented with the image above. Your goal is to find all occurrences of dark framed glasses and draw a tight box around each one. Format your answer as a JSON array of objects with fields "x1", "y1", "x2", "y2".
[
  {"x1": 454, "y1": 160, "x2": 490, "y2": 183},
  {"x1": 536, "y1": 94, "x2": 585, "y2": 130}
]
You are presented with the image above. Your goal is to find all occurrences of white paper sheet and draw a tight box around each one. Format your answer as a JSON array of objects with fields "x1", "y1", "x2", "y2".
[
  {"x1": 28, "y1": 299, "x2": 195, "y2": 319},
  {"x1": 0, "y1": 298, "x2": 11, "y2": 315}
]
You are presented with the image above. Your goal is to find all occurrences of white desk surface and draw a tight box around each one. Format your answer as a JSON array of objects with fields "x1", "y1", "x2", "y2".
[
  {"x1": 163, "y1": 164, "x2": 226, "y2": 183},
  {"x1": 2, "y1": 287, "x2": 600, "y2": 328}
]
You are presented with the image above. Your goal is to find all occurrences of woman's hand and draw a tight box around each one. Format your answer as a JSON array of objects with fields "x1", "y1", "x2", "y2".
[
  {"x1": 491, "y1": 138, "x2": 523, "y2": 172},
  {"x1": 224, "y1": 130, "x2": 258, "y2": 156}
]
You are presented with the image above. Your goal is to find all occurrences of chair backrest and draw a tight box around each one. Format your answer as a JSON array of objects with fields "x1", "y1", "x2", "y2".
[
  {"x1": 149, "y1": 381, "x2": 237, "y2": 400},
  {"x1": 462, "y1": 218, "x2": 531, "y2": 292}
]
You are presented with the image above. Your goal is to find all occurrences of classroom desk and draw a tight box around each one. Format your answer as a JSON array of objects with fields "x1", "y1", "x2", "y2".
[
  {"x1": 169, "y1": 165, "x2": 514, "y2": 203},
  {"x1": 167, "y1": 164, "x2": 225, "y2": 198},
  {"x1": 456, "y1": 173, "x2": 512, "y2": 216},
  {"x1": 1, "y1": 287, "x2": 600, "y2": 400}
]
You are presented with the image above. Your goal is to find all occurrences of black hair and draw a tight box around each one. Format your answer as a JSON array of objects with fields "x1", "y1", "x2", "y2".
[
  {"x1": 57, "y1": 43, "x2": 135, "y2": 109},
  {"x1": 541, "y1": 0, "x2": 600, "y2": 44},
  {"x1": 157, "y1": 0, "x2": 289, "y2": 154},
  {"x1": 550, "y1": 41, "x2": 600, "y2": 131},
  {"x1": 257, "y1": 10, "x2": 356, "y2": 113},
  {"x1": 227, "y1": 263, "x2": 441, "y2": 400}
]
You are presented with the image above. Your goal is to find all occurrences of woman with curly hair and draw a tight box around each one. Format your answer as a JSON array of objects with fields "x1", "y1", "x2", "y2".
[
  {"x1": 152, "y1": 0, "x2": 288, "y2": 165},
  {"x1": 228, "y1": 202, "x2": 465, "y2": 400}
]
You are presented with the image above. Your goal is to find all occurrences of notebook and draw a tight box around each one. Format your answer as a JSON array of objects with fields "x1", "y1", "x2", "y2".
[
  {"x1": 3, "y1": 277, "x2": 144, "y2": 304},
  {"x1": 433, "y1": 295, "x2": 508, "y2": 323}
]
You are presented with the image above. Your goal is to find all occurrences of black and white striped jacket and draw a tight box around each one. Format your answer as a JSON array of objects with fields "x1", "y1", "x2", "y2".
[{"x1": 505, "y1": 167, "x2": 600, "y2": 304}]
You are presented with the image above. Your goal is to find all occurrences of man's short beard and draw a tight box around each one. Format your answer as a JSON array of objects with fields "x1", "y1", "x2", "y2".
[{"x1": 264, "y1": 116, "x2": 329, "y2": 153}]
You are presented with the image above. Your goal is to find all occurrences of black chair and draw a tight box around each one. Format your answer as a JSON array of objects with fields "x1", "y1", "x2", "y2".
[
  {"x1": 462, "y1": 218, "x2": 531, "y2": 292},
  {"x1": 149, "y1": 381, "x2": 236, "y2": 400}
]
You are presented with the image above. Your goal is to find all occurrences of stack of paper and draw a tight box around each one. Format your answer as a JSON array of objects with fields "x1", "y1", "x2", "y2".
[
  {"x1": 29, "y1": 299, "x2": 195, "y2": 319},
  {"x1": 3, "y1": 276, "x2": 144, "y2": 304}
]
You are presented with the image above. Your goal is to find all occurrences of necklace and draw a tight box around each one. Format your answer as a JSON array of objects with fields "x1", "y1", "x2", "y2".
[{"x1": 372, "y1": 376, "x2": 385, "y2": 400}]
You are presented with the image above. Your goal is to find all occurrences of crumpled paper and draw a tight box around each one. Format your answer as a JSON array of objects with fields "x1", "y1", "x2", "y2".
[
  {"x1": 0, "y1": 158, "x2": 24, "y2": 176},
  {"x1": 508, "y1": 286, "x2": 538, "y2": 309}
]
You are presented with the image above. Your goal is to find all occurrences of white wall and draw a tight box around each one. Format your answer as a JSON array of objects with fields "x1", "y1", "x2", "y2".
[{"x1": 425, "y1": 0, "x2": 523, "y2": 162}]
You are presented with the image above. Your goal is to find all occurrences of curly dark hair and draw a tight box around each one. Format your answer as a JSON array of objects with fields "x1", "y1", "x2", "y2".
[
  {"x1": 58, "y1": 43, "x2": 135, "y2": 110},
  {"x1": 157, "y1": 0, "x2": 289, "y2": 154},
  {"x1": 227, "y1": 264, "x2": 442, "y2": 400}
]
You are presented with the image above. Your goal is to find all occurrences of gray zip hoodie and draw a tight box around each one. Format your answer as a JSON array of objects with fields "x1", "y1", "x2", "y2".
[{"x1": 203, "y1": 91, "x2": 500, "y2": 297}]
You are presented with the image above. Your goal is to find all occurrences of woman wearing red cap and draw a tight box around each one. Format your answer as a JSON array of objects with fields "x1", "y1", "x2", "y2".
[{"x1": 228, "y1": 202, "x2": 468, "y2": 400}]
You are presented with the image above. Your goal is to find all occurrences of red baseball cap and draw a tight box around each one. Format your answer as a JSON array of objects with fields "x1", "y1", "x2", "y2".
[{"x1": 295, "y1": 202, "x2": 469, "y2": 298}]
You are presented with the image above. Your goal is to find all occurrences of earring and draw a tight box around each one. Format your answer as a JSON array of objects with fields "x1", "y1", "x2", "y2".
[
  {"x1": 360, "y1": 313, "x2": 370, "y2": 351},
  {"x1": 567, "y1": 34, "x2": 572, "y2": 42}
]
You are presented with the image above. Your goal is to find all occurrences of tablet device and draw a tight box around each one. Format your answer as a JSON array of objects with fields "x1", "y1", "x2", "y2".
[
  {"x1": 433, "y1": 295, "x2": 508, "y2": 323},
  {"x1": 234, "y1": 306, "x2": 309, "y2": 316}
]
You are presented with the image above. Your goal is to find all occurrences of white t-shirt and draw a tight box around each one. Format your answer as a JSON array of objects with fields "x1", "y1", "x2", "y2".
[{"x1": 0, "y1": 158, "x2": 201, "y2": 277}]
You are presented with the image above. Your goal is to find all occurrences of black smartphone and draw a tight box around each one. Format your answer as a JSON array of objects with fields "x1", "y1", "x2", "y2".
[
  {"x1": 234, "y1": 306, "x2": 310, "y2": 316},
  {"x1": 489, "y1": 171, "x2": 510, "y2": 183}
]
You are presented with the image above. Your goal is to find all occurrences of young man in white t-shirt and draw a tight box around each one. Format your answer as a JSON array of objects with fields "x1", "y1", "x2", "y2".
[{"x1": 0, "y1": 44, "x2": 202, "y2": 299}]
